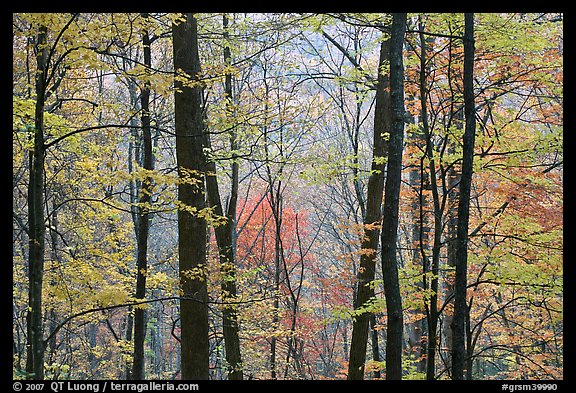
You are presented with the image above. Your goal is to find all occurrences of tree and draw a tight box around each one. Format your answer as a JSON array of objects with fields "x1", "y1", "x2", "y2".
[
  {"x1": 407, "y1": 14, "x2": 463, "y2": 380},
  {"x1": 172, "y1": 13, "x2": 210, "y2": 380},
  {"x1": 379, "y1": 12, "x2": 407, "y2": 380},
  {"x1": 26, "y1": 20, "x2": 49, "y2": 381},
  {"x1": 346, "y1": 25, "x2": 391, "y2": 381},
  {"x1": 131, "y1": 13, "x2": 155, "y2": 380},
  {"x1": 451, "y1": 12, "x2": 476, "y2": 380},
  {"x1": 203, "y1": 13, "x2": 244, "y2": 381}
]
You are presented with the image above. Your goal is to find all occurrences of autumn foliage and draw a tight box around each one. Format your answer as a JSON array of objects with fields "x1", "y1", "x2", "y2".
[{"x1": 13, "y1": 13, "x2": 562, "y2": 381}]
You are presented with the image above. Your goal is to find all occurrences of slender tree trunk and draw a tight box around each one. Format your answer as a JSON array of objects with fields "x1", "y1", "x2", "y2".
[
  {"x1": 407, "y1": 163, "x2": 426, "y2": 375},
  {"x1": 442, "y1": 112, "x2": 462, "y2": 377},
  {"x1": 269, "y1": 184, "x2": 282, "y2": 380},
  {"x1": 125, "y1": 308, "x2": 134, "y2": 379},
  {"x1": 451, "y1": 13, "x2": 476, "y2": 380},
  {"x1": 465, "y1": 305, "x2": 474, "y2": 379},
  {"x1": 440, "y1": 31, "x2": 464, "y2": 376},
  {"x1": 26, "y1": 24, "x2": 48, "y2": 381},
  {"x1": 282, "y1": 213, "x2": 306, "y2": 379},
  {"x1": 204, "y1": 138, "x2": 244, "y2": 379},
  {"x1": 380, "y1": 12, "x2": 407, "y2": 381},
  {"x1": 418, "y1": 23, "x2": 443, "y2": 380},
  {"x1": 369, "y1": 315, "x2": 382, "y2": 379},
  {"x1": 404, "y1": 84, "x2": 427, "y2": 375},
  {"x1": 124, "y1": 59, "x2": 139, "y2": 381},
  {"x1": 172, "y1": 13, "x2": 210, "y2": 380},
  {"x1": 132, "y1": 14, "x2": 154, "y2": 380},
  {"x1": 260, "y1": 68, "x2": 291, "y2": 381},
  {"x1": 347, "y1": 33, "x2": 391, "y2": 380},
  {"x1": 46, "y1": 200, "x2": 60, "y2": 365},
  {"x1": 203, "y1": 15, "x2": 243, "y2": 380}
]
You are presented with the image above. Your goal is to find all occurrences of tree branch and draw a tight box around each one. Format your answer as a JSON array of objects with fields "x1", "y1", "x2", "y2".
[{"x1": 43, "y1": 295, "x2": 272, "y2": 347}]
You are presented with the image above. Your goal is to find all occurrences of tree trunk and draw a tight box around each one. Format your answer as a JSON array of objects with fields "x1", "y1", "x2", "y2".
[
  {"x1": 442, "y1": 111, "x2": 462, "y2": 377},
  {"x1": 132, "y1": 14, "x2": 154, "y2": 380},
  {"x1": 203, "y1": 15, "x2": 244, "y2": 380},
  {"x1": 269, "y1": 184, "x2": 282, "y2": 380},
  {"x1": 204, "y1": 128, "x2": 244, "y2": 379},
  {"x1": 451, "y1": 13, "x2": 476, "y2": 381},
  {"x1": 380, "y1": 12, "x2": 407, "y2": 381},
  {"x1": 417, "y1": 23, "x2": 442, "y2": 380},
  {"x1": 407, "y1": 163, "x2": 426, "y2": 375},
  {"x1": 347, "y1": 33, "x2": 391, "y2": 381},
  {"x1": 172, "y1": 13, "x2": 210, "y2": 380},
  {"x1": 124, "y1": 308, "x2": 134, "y2": 379},
  {"x1": 26, "y1": 24, "x2": 48, "y2": 381},
  {"x1": 440, "y1": 31, "x2": 465, "y2": 375},
  {"x1": 369, "y1": 314, "x2": 382, "y2": 379},
  {"x1": 405, "y1": 84, "x2": 426, "y2": 375}
]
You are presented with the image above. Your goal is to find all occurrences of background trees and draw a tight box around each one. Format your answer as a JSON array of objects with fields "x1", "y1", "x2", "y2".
[{"x1": 13, "y1": 12, "x2": 562, "y2": 380}]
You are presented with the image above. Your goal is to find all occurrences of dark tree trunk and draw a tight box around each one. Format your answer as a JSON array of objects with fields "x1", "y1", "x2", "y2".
[
  {"x1": 417, "y1": 23, "x2": 442, "y2": 381},
  {"x1": 380, "y1": 12, "x2": 407, "y2": 381},
  {"x1": 347, "y1": 33, "x2": 391, "y2": 381},
  {"x1": 172, "y1": 13, "x2": 210, "y2": 380},
  {"x1": 442, "y1": 110, "x2": 462, "y2": 377},
  {"x1": 132, "y1": 14, "x2": 154, "y2": 380},
  {"x1": 451, "y1": 12, "x2": 476, "y2": 381},
  {"x1": 405, "y1": 86, "x2": 426, "y2": 375},
  {"x1": 440, "y1": 32, "x2": 464, "y2": 376},
  {"x1": 369, "y1": 314, "x2": 382, "y2": 379},
  {"x1": 26, "y1": 24, "x2": 48, "y2": 381},
  {"x1": 203, "y1": 15, "x2": 243, "y2": 381},
  {"x1": 269, "y1": 182, "x2": 282, "y2": 380},
  {"x1": 125, "y1": 308, "x2": 134, "y2": 379},
  {"x1": 407, "y1": 149, "x2": 427, "y2": 375}
]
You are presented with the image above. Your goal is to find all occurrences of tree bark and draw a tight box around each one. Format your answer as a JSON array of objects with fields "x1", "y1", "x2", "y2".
[
  {"x1": 451, "y1": 12, "x2": 476, "y2": 381},
  {"x1": 172, "y1": 13, "x2": 210, "y2": 380},
  {"x1": 347, "y1": 33, "x2": 391, "y2": 381},
  {"x1": 124, "y1": 308, "x2": 134, "y2": 379},
  {"x1": 132, "y1": 14, "x2": 154, "y2": 380},
  {"x1": 380, "y1": 12, "x2": 407, "y2": 380},
  {"x1": 442, "y1": 111, "x2": 462, "y2": 377},
  {"x1": 407, "y1": 144, "x2": 426, "y2": 375},
  {"x1": 417, "y1": 23, "x2": 442, "y2": 380},
  {"x1": 26, "y1": 24, "x2": 48, "y2": 381},
  {"x1": 269, "y1": 180, "x2": 282, "y2": 380},
  {"x1": 202, "y1": 14, "x2": 243, "y2": 381},
  {"x1": 369, "y1": 314, "x2": 382, "y2": 379}
]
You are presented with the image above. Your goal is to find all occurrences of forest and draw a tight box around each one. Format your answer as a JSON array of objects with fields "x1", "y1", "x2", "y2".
[{"x1": 12, "y1": 13, "x2": 563, "y2": 381}]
